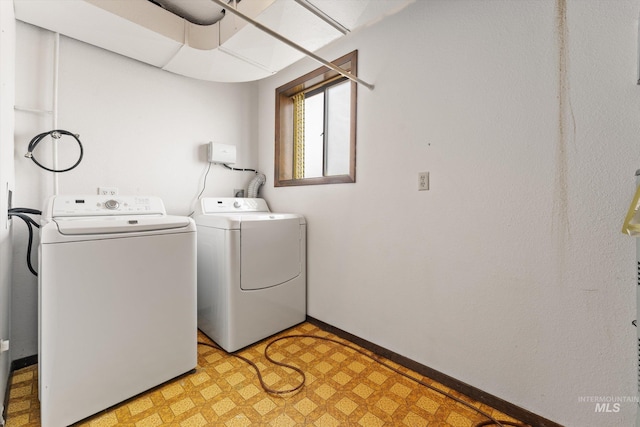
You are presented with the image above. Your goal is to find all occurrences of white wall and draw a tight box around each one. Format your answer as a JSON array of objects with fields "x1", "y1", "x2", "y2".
[
  {"x1": 0, "y1": 0, "x2": 16, "y2": 416},
  {"x1": 257, "y1": 1, "x2": 640, "y2": 426},
  {"x1": 9, "y1": 1, "x2": 640, "y2": 425},
  {"x1": 11, "y1": 22, "x2": 259, "y2": 359}
]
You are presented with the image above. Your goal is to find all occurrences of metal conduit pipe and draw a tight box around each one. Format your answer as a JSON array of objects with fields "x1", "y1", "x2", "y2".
[{"x1": 52, "y1": 32, "x2": 60, "y2": 195}]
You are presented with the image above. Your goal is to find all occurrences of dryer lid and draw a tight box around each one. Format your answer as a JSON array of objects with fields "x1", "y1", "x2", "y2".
[{"x1": 195, "y1": 212, "x2": 304, "y2": 229}]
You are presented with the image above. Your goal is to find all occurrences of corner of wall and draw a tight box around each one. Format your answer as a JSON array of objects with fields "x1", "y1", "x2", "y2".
[{"x1": 0, "y1": 0, "x2": 17, "y2": 415}]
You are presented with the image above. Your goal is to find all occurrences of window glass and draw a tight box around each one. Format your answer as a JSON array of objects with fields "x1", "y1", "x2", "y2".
[
  {"x1": 274, "y1": 50, "x2": 357, "y2": 187},
  {"x1": 325, "y1": 79, "x2": 351, "y2": 176},
  {"x1": 303, "y1": 92, "x2": 324, "y2": 178}
]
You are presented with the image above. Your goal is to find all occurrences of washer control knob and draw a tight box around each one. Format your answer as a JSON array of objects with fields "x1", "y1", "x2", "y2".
[
  {"x1": 233, "y1": 201, "x2": 241, "y2": 209},
  {"x1": 104, "y1": 199, "x2": 119, "y2": 210}
]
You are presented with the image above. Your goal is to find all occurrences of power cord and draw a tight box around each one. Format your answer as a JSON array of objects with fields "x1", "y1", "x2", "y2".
[
  {"x1": 222, "y1": 163, "x2": 265, "y2": 198},
  {"x1": 188, "y1": 162, "x2": 213, "y2": 217},
  {"x1": 222, "y1": 163, "x2": 258, "y2": 174},
  {"x1": 188, "y1": 161, "x2": 260, "y2": 216},
  {"x1": 25, "y1": 129, "x2": 83, "y2": 172},
  {"x1": 475, "y1": 422, "x2": 529, "y2": 427},
  {"x1": 196, "y1": 162, "x2": 212, "y2": 200},
  {"x1": 8, "y1": 208, "x2": 42, "y2": 276},
  {"x1": 198, "y1": 340, "x2": 305, "y2": 395},
  {"x1": 198, "y1": 334, "x2": 530, "y2": 427}
]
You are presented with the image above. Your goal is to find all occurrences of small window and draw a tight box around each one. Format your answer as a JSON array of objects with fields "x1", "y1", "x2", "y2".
[{"x1": 275, "y1": 51, "x2": 357, "y2": 186}]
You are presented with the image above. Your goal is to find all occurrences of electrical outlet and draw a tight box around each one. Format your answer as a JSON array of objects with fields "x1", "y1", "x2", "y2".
[
  {"x1": 98, "y1": 187, "x2": 118, "y2": 196},
  {"x1": 0, "y1": 340, "x2": 8, "y2": 353},
  {"x1": 418, "y1": 172, "x2": 429, "y2": 191}
]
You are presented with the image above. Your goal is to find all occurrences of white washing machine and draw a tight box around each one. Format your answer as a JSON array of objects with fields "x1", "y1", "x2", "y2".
[
  {"x1": 38, "y1": 195, "x2": 197, "y2": 427},
  {"x1": 194, "y1": 198, "x2": 306, "y2": 352}
]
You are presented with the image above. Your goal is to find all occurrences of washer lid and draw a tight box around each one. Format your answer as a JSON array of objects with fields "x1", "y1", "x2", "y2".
[{"x1": 54, "y1": 215, "x2": 192, "y2": 235}]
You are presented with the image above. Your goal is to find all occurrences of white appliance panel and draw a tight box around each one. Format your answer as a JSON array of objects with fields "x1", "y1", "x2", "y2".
[
  {"x1": 38, "y1": 195, "x2": 196, "y2": 427},
  {"x1": 50, "y1": 195, "x2": 166, "y2": 217},
  {"x1": 196, "y1": 226, "x2": 239, "y2": 348},
  {"x1": 201, "y1": 197, "x2": 268, "y2": 214},
  {"x1": 195, "y1": 198, "x2": 306, "y2": 352},
  {"x1": 240, "y1": 217, "x2": 301, "y2": 290}
]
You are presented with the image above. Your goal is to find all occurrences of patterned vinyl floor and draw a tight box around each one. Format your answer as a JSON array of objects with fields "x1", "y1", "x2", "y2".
[{"x1": 4, "y1": 322, "x2": 526, "y2": 427}]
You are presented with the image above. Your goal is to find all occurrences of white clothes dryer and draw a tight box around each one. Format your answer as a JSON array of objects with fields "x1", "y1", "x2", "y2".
[
  {"x1": 194, "y1": 198, "x2": 306, "y2": 352},
  {"x1": 38, "y1": 195, "x2": 197, "y2": 427}
]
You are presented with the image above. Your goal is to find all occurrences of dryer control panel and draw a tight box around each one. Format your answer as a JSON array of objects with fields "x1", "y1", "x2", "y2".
[
  {"x1": 47, "y1": 195, "x2": 166, "y2": 218},
  {"x1": 201, "y1": 198, "x2": 269, "y2": 214}
]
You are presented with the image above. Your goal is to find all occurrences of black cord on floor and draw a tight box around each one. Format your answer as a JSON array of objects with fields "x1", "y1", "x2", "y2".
[
  {"x1": 475, "y1": 422, "x2": 529, "y2": 427},
  {"x1": 197, "y1": 340, "x2": 305, "y2": 395},
  {"x1": 198, "y1": 334, "x2": 530, "y2": 427}
]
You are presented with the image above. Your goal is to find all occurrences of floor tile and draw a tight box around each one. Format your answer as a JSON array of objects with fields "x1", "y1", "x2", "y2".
[{"x1": 4, "y1": 323, "x2": 528, "y2": 427}]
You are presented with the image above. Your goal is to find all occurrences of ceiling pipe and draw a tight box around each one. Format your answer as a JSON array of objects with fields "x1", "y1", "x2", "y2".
[
  {"x1": 209, "y1": 0, "x2": 374, "y2": 90},
  {"x1": 293, "y1": 0, "x2": 349, "y2": 35}
]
